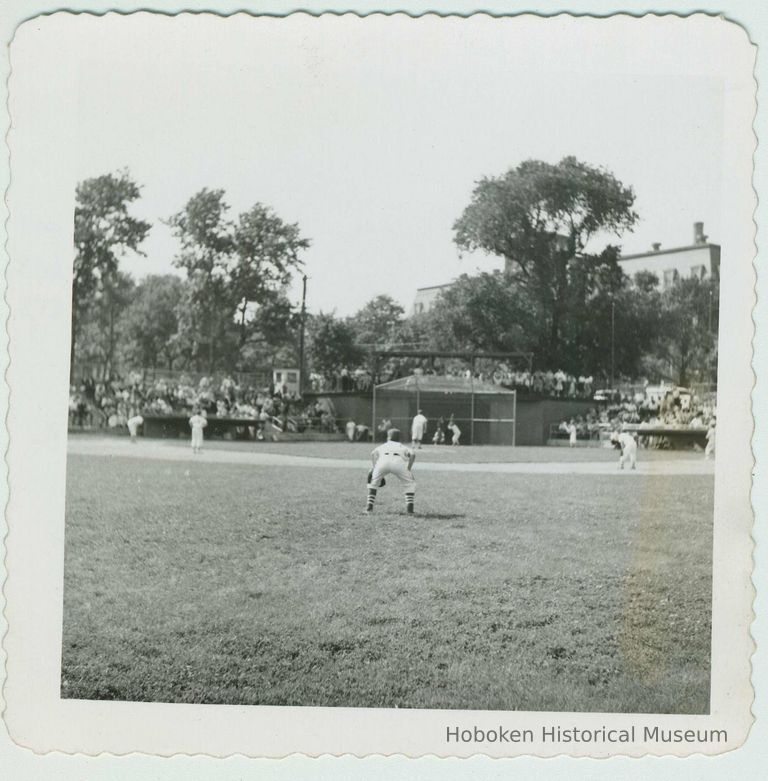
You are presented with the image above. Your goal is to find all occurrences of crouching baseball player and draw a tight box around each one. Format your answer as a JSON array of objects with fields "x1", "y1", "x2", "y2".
[
  {"x1": 366, "y1": 428, "x2": 416, "y2": 514},
  {"x1": 612, "y1": 430, "x2": 638, "y2": 470}
]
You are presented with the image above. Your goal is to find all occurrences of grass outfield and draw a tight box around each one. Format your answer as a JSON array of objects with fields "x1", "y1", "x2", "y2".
[{"x1": 62, "y1": 451, "x2": 713, "y2": 713}]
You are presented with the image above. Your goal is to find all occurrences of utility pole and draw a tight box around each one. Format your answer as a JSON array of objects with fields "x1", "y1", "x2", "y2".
[
  {"x1": 610, "y1": 300, "x2": 616, "y2": 389},
  {"x1": 298, "y1": 274, "x2": 308, "y2": 395}
]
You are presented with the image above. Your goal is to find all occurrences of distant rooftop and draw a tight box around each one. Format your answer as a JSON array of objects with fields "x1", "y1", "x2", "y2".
[
  {"x1": 414, "y1": 281, "x2": 455, "y2": 292},
  {"x1": 611, "y1": 220, "x2": 718, "y2": 261},
  {"x1": 415, "y1": 222, "x2": 718, "y2": 294},
  {"x1": 620, "y1": 241, "x2": 720, "y2": 261}
]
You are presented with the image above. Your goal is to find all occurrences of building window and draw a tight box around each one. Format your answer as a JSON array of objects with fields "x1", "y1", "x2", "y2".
[
  {"x1": 690, "y1": 264, "x2": 707, "y2": 279},
  {"x1": 663, "y1": 269, "x2": 678, "y2": 289}
]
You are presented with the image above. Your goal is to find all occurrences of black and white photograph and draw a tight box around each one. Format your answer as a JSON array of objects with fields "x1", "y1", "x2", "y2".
[{"x1": 2, "y1": 9, "x2": 757, "y2": 760}]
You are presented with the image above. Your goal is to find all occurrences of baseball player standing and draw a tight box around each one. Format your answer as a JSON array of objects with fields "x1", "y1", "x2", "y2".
[
  {"x1": 705, "y1": 418, "x2": 716, "y2": 459},
  {"x1": 566, "y1": 420, "x2": 578, "y2": 448},
  {"x1": 411, "y1": 409, "x2": 428, "y2": 449},
  {"x1": 189, "y1": 408, "x2": 208, "y2": 454},
  {"x1": 366, "y1": 428, "x2": 416, "y2": 514}
]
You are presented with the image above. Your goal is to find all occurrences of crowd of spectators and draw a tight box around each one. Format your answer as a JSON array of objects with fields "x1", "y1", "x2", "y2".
[
  {"x1": 556, "y1": 387, "x2": 717, "y2": 447},
  {"x1": 76, "y1": 362, "x2": 600, "y2": 414},
  {"x1": 490, "y1": 368, "x2": 595, "y2": 397},
  {"x1": 310, "y1": 360, "x2": 596, "y2": 398},
  {"x1": 309, "y1": 367, "x2": 374, "y2": 392},
  {"x1": 69, "y1": 372, "x2": 341, "y2": 436},
  {"x1": 70, "y1": 366, "x2": 716, "y2": 448}
]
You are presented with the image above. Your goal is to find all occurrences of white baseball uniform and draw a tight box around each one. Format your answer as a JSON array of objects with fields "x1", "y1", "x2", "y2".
[
  {"x1": 411, "y1": 413, "x2": 428, "y2": 443},
  {"x1": 618, "y1": 432, "x2": 637, "y2": 469},
  {"x1": 705, "y1": 425, "x2": 716, "y2": 459},
  {"x1": 127, "y1": 414, "x2": 144, "y2": 439},
  {"x1": 189, "y1": 414, "x2": 208, "y2": 451},
  {"x1": 369, "y1": 441, "x2": 416, "y2": 494}
]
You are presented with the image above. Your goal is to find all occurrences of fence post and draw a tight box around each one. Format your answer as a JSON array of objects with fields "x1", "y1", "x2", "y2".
[
  {"x1": 512, "y1": 390, "x2": 517, "y2": 447},
  {"x1": 470, "y1": 355, "x2": 476, "y2": 446},
  {"x1": 415, "y1": 374, "x2": 420, "y2": 419},
  {"x1": 371, "y1": 381, "x2": 377, "y2": 443}
]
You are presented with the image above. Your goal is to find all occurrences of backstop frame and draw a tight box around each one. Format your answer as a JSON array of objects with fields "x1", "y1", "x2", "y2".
[{"x1": 371, "y1": 349, "x2": 529, "y2": 446}]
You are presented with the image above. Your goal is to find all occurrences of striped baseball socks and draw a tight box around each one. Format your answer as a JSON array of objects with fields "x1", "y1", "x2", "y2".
[
  {"x1": 406, "y1": 493, "x2": 415, "y2": 514},
  {"x1": 366, "y1": 487, "x2": 377, "y2": 512}
]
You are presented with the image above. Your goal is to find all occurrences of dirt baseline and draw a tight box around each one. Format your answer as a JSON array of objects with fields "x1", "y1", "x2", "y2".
[{"x1": 68, "y1": 436, "x2": 715, "y2": 477}]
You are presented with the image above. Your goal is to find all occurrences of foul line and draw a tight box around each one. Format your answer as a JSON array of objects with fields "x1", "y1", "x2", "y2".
[{"x1": 67, "y1": 437, "x2": 716, "y2": 477}]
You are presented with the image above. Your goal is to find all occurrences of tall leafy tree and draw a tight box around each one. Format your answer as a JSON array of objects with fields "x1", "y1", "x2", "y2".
[
  {"x1": 168, "y1": 191, "x2": 309, "y2": 371},
  {"x1": 72, "y1": 171, "x2": 150, "y2": 370},
  {"x1": 230, "y1": 204, "x2": 309, "y2": 347},
  {"x1": 423, "y1": 272, "x2": 537, "y2": 353},
  {"x1": 655, "y1": 275, "x2": 719, "y2": 385},
  {"x1": 307, "y1": 313, "x2": 364, "y2": 376},
  {"x1": 75, "y1": 271, "x2": 136, "y2": 379},
  {"x1": 420, "y1": 260, "x2": 661, "y2": 380},
  {"x1": 170, "y1": 283, "x2": 205, "y2": 371},
  {"x1": 233, "y1": 292, "x2": 304, "y2": 372},
  {"x1": 250, "y1": 293, "x2": 301, "y2": 351},
  {"x1": 121, "y1": 274, "x2": 186, "y2": 369},
  {"x1": 453, "y1": 156, "x2": 637, "y2": 369},
  {"x1": 348, "y1": 295, "x2": 406, "y2": 347},
  {"x1": 167, "y1": 189, "x2": 234, "y2": 371},
  {"x1": 238, "y1": 294, "x2": 301, "y2": 372}
]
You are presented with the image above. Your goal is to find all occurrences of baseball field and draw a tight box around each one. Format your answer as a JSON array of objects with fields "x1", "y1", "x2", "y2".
[{"x1": 61, "y1": 436, "x2": 714, "y2": 713}]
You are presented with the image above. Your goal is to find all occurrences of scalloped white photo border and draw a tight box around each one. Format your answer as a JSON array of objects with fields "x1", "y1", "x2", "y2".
[{"x1": 0, "y1": 7, "x2": 759, "y2": 765}]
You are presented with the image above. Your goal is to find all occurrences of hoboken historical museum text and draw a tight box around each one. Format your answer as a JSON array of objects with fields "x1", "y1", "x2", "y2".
[{"x1": 445, "y1": 725, "x2": 728, "y2": 745}]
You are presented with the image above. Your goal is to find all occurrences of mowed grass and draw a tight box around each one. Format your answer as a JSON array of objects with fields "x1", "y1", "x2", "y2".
[{"x1": 62, "y1": 453, "x2": 713, "y2": 713}]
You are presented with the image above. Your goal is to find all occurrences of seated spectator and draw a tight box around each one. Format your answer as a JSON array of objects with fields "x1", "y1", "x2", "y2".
[{"x1": 320, "y1": 411, "x2": 336, "y2": 432}]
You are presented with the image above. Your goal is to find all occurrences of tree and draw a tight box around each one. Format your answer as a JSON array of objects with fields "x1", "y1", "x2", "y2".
[
  {"x1": 307, "y1": 313, "x2": 364, "y2": 376},
  {"x1": 230, "y1": 204, "x2": 309, "y2": 347},
  {"x1": 422, "y1": 272, "x2": 537, "y2": 353},
  {"x1": 348, "y1": 295, "x2": 406, "y2": 347},
  {"x1": 555, "y1": 257, "x2": 663, "y2": 381},
  {"x1": 75, "y1": 271, "x2": 136, "y2": 379},
  {"x1": 72, "y1": 171, "x2": 150, "y2": 371},
  {"x1": 167, "y1": 189, "x2": 234, "y2": 371},
  {"x1": 654, "y1": 276, "x2": 719, "y2": 385},
  {"x1": 453, "y1": 157, "x2": 638, "y2": 369},
  {"x1": 121, "y1": 275, "x2": 186, "y2": 369},
  {"x1": 250, "y1": 293, "x2": 301, "y2": 351},
  {"x1": 233, "y1": 292, "x2": 304, "y2": 372},
  {"x1": 170, "y1": 283, "x2": 205, "y2": 370},
  {"x1": 168, "y1": 190, "x2": 310, "y2": 371}
]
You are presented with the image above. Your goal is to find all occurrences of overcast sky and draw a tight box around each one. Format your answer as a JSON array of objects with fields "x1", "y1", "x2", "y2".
[{"x1": 72, "y1": 13, "x2": 726, "y2": 316}]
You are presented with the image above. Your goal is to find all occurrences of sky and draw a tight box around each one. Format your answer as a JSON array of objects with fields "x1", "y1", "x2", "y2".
[{"x1": 71, "y1": 13, "x2": 726, "y2": 316}]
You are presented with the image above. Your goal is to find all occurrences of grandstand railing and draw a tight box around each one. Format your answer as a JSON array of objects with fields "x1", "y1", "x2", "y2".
[{"x1": 71, "y1": 409, "x2": 362, "y2": 439}]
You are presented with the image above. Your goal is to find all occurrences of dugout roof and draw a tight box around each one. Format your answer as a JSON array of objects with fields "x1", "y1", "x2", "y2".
[{"x1": 375, "y1": 374, "x2": 516, "y2": 395}]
